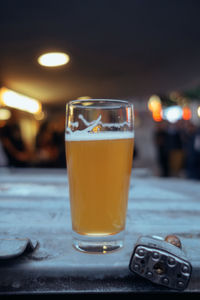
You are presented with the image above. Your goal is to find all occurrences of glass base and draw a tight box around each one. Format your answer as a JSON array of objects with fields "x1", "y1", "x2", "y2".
[{"x1": 72, "y1": 231, "x2": 124, "y2": 253}]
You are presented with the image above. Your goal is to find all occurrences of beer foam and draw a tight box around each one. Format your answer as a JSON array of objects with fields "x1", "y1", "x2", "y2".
[
  {"x1": 65, "y1": 114, "x2": 134, "y2": 141},
  {"x1": 65, "y1": 131, "x2": 134, "y2": 141}
]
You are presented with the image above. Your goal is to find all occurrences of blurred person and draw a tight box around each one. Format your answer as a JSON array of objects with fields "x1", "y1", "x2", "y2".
[
  {"x1": 50, "y1": 116, "x2": 66, "y2": 168},
  {"x1": 35, "y1": 121, "x2": 59, "y2": 167},
  {"x1": 133, "y1": 142, "x2": 138, "y2": 159},
  {"x1": 0, "y1": 137, "x2": 8, "y2": 167},
  {"x1": 0, "y1": 120, "x2": 30, "y2": 167},
  {"x1": 154, "y1": 121, "x2": 169, "y2": 177},
  {"x1": 194, "y1": 126, "x2": 200, "y2": 179},
  {"x1": 183, "y1": 121, "x2": 200, "y2": 179},
  {"x1": 167, "y1": 121, "x2": 184, "y2": 177}
]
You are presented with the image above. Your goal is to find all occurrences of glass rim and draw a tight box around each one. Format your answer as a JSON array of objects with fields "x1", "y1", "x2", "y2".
[{"x1": 67, "y1": 99, "x2": 133, "y2": 109}]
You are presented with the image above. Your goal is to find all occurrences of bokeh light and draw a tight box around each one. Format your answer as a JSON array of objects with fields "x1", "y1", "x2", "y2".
[
  {"x1": 38, "y1": 52, "x2": 70, "y2": 67},
  {"x1": 0, "y1": 87, "x2": 42, "y2": 114}
]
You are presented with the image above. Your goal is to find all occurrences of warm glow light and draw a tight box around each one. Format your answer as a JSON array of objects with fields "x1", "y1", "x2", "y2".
[
  {"x1": 0, "y1": 87, "x2": 42, "y2": 114},
  {"x1": 148, "y1": 95, "x2": 162, "y2": 112},
  {"x1": 0, "y1": 108, "x2": 11, "y2": 120},
  {"x1": 152, "y1": 109, "x2": 163, "y2": 122},
  {"x1": 148, "y1": 95, "x2": 163, "y2": 122},
  {"x1": 38, "y1": 52, "x2": 70, "y2": 67},
  {"x1": 197, "y1": 106, "x2": 200, "y2": 118},
  {"x1": 182, "y1": 106, "x2": 192, "y2": 120},
  {"x1": 77, "y1": 96, "x2": 92, "y2": 100},
  {"x1": 169, "y1": 91, "x2": 181, "y2": 102},
  {"x1": 34, "y1": 111, "x2": 45, "y2": 120}
]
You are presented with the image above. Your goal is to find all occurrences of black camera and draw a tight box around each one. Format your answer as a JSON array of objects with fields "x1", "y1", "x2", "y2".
[{"x1": 129, "y1": 235, "x2": 192, "y2": 290}]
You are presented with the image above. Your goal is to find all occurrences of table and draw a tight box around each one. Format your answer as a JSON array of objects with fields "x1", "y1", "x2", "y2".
[{"x1": 0, "y1": 168, "x2": 200, "y2": 295}]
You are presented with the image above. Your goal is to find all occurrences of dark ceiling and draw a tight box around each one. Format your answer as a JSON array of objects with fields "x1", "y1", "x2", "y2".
[{"x1": 1, "y1": 0, "x2": 200, "y2": 106}]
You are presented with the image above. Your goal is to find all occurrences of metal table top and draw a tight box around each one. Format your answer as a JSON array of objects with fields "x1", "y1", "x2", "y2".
[{"x1": 0, "y1": 168, "x2": 200, "y2": 294}]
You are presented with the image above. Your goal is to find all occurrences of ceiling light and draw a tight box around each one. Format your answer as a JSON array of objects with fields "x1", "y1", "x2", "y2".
[
  {"x1": 38, "y1": 52, "x2": 70, "y2": 67},
  {"x1": 0, "y1": 87, "x2": 42, "y2": 114}
]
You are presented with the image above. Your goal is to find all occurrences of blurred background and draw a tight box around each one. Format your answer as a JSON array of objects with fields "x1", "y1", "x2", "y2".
[{"x1": 0, "y1": 0, "x2": 200, "y2": 179}]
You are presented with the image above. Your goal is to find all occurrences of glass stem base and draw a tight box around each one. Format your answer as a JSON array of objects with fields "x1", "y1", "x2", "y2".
[{"x1": 72, "y1": 231, "x2": 124, "y2": 253}]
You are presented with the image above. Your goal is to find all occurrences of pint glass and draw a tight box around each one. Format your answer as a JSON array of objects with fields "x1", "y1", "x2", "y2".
[{"x1": 65, "y1": 99, "x2": 134, "y2": 253}]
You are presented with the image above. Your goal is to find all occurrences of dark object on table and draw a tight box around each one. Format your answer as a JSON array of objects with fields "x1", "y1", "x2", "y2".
[
  {"x1": 129, "y1": 235, "x2": 192, "y2": 291},
  {"x1": 0, "y1": 238, "x2": 38, "y2": 261}
]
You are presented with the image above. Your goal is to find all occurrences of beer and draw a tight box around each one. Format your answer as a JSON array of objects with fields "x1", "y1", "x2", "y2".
[{"x1": 65, "y1": 132, "x2": 134, "y2": 236}]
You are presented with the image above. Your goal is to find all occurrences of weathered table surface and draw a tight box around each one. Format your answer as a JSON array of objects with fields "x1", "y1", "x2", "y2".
[{"x1": 0, "y1": 168, "x2": 200, "y2": 295}]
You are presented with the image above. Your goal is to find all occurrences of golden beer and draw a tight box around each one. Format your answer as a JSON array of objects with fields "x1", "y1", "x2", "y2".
[{"x1": 65, "y1": 132, "x2": 134, "y2": 236}]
